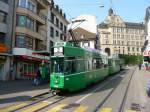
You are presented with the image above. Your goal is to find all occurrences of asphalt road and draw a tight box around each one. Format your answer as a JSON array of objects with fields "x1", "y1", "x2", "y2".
[{"x1": 1, "y1": 67, "x2": 144, "y2": 112}]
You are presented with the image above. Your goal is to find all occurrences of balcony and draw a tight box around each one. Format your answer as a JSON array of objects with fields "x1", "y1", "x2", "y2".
[
  {"x1": 16, "y1": 7, "x2": 46, "y2": 25},
  {"x1": 16, "y1": 27, "x2": 44, "y2": 41},
  {"x1": 37, "y1": 0, "x2": 47, "y2": 9}
]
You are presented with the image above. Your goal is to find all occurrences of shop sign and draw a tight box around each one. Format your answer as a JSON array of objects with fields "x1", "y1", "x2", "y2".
[
  {"x1": 32, "y1": 53, "x2": 49, "y2": 60},
  {"x1": 0, "y1": 43, "x2": 7, "y2": 53}
]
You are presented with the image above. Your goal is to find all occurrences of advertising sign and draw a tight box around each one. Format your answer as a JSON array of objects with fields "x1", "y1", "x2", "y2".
[{"x1": 0, "y1": 43, "x2": 7, "y2": 53}]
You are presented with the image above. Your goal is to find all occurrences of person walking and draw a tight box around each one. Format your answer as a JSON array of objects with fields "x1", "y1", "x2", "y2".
[
  {"x1": 34, "y1": 67, "x2": 42, "y2": 86},
  {"x1": 139, "y1": 63, "x2": 142, "y2": 70}
]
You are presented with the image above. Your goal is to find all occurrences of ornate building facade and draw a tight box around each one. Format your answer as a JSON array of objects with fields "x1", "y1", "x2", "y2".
[{"x1": 98, "y1": 9, "x2": 146, "y2": 56}]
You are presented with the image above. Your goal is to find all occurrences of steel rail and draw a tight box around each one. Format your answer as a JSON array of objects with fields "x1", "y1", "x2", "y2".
[{"x1": 93, "y1": 68, "x2": 136, "y2": 112}]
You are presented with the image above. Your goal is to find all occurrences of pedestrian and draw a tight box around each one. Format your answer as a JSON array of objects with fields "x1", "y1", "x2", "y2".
[
  {"x1": 139, "y1": 63, "x2": 142, "y2": 70},
  {"x1": 34, "y1": 67, "x2": 42, "y2": 86}
]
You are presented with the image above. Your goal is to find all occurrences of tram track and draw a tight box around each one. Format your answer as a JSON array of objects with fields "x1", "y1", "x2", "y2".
[
  {"x1": 92, "y1": 67, "x2": 136, "y2": 112},
  {"x1": 0, "y1": 68, "x2": 135, "y2": 112},
  {"x1": 118, "y1": 68, "x2": 136, "y2": 112},
  {"x1": 9, "y1": 91, "x2": 68, "y2": 112},
  {"x1": 12, "y1": 93, "x2": 56, "y2": 111}
]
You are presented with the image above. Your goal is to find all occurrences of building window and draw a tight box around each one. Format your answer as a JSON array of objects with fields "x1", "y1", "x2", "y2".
[
  {"x1": 122, "y1": 41, "x2": 124, "y2": 45},
  {"x1": 27, "y1": 1, "x2": 36, "y2": 12},
  {"x1": 26, "y1": 17, "x2": 34, "y2": 30},
  {"x1": 113, "y1": 40, "x2": 116, "y2": 45},
  {"x1": 50, "y1": 27, "x2": 54, "y2": 38},
  {"x1": 18, "y1": 0, "x2": 27, "y2": 8},
  {"x1": 117, "y1": 34, "x2": 120, "y2": 39},
  {"x1": 51, "y1": 12, "x2": 54, "y2": 24},
  {"x1": 56, "y1": 18, "x2": 59, "y2": 27},
  {"x1": 56, "y1": 30, "x2": 59, "y2": 37},
  {"x1": 16, "y1": 35, "x2": 33, "y2": 49},
  {"x1": 123, "y1": 47, "x2": 125, "y2": 54},
  {"x1": 0, "y1": 0, "x2": 8, "y2": 4},
  {"x1": 119, "y1": 47, "x2": 120, "y2": 54},
  {"x1": 17, "y1": 15, "x2": 26, "y2": 26},
  {"x1": 64, "y1": 36, "x2": 66, "y2": 41},
  {"x1": 17, "y1": 15, "x2": 34, "y2": 30},
  {"x1": 60, "y1": 33, "x2": 63, "y2": 40},
  {"x1": 128, "y1": 47, "x2": 130, "y2": 51},
  {"x1": 121, "y1": 35, "x2": 124, "y2": 39},
  {"x1": 16, "y1": 35, "x2": 25, "y2": 48},
  {"x1": 64, "y1": 25, "x2": 67, "y2": 33},
  {"x1": 0, "y1": 32, "x2": 5, "y2": 43},
  {"x1": 113, "y1": 34, "x2": 116, "y2": 39},
  {"x1": 50, "y1": 41, "x2": 54, "y2": 53},
  {"x1": 60, "y1": 22, "x2": 63, "y2": 30},
  {"x1": 132, "y1": 47, "x2": 134, "y2": 51},
  {"x1": 127, "y1": 41, "x2": 130, "y2": 45},
  {"x1": 118, "y1": 40, "x2": 120, "y2": 45},
  {"x1": 0, "y1": 11, "x2": 7, "y2": 23},
  {"x1": 137, "y1": 47, "x2": 139, "y2": 52}
]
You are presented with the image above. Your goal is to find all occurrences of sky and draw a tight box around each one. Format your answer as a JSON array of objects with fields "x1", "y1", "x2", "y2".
[{"x1": 54, "y1": 0, "x2": 150, "y2": 24}]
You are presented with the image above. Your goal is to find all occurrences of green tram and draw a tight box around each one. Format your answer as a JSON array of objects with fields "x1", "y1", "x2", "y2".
[{"x1": 50, "y1": 42, "x2": 122, "y2": 94}]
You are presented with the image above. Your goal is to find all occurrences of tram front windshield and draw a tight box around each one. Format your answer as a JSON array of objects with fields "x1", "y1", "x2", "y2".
[{"x1": 52, "y1": 58, "x2": 64, "y2": 73}]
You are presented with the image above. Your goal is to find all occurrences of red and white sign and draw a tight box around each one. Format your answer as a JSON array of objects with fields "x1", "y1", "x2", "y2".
[{"x1": 13, "y1": 48, "x2": 49, "y2": 60}]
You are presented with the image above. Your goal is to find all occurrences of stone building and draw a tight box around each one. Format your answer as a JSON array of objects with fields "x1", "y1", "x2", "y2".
[
  {"x1": 47, "y1": 4, "x2": 69, "y2": 52},
  {"x1": 98, "y1": 9, "x2": 146, "y2": 56},
  {"x1": 0, "y1": 0, "x2": 14, "y2": 80},
  {"x1": 11, "y1": 0, "x2": 68, "y2": 80}
]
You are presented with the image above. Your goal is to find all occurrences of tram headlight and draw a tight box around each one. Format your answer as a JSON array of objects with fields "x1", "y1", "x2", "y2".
[{"x1": 55, "y1": 80, "x2": 58, "y2": 84}]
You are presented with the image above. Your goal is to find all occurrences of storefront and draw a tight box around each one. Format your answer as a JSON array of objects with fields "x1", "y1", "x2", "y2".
[
  {"x1": 13, "y1": 48, "x2": 50, "y2": 79},
  {"x1": 0, "y1": 43, "x2": 12, "y2": 81}
]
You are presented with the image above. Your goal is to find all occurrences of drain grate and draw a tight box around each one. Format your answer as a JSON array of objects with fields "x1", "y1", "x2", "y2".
[
  {"x1": 62, "y1": 103, "x2": 80, "y2": 109},
  {"x1": 130, "y1": 103, "x2": 141, "y2": 111}
]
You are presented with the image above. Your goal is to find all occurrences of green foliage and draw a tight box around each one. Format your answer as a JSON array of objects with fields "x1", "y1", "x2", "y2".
[{"x1": 119, "y1": 54, "x2": 143, "y2": 65}]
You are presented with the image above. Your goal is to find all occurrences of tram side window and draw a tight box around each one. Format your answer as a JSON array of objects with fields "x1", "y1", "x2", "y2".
[
  {"x1": 52, "y1": 59, "x2": 64, "y2": 73},
  {"x1": 108, "y1": 60, "x2": 112, "y2": 66},
  {"x1": 92, "y1": 58, "x2": 103, "y2": 69},
  {"x1": 64, "y1": 59, "x2": 85, "y2": 75}
]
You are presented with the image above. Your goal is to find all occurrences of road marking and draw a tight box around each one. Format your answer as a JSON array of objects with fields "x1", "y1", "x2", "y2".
[
  {"x1": 43, "y1": 100, "x2": 53, "y2": 104},
  {"x1": 22, "y1": 102, "x2": 49, "y2": 112},
  {"x1": 0, "y1": 103, "x2": 27, "y2": 112},
  {"x1": 100, "y1": 108, "x2": 112, "y2": 112},
  {"x1": 75, "y1": 73, "x2": 120, "y2": 103},
  {"x1": 47, "y1": 104, "x2": 67, "y2": 112},
  {"x1": 125, "y1": 110, "x2": 137, "y2": 112},
  {"x1": 74, "y1": 105, "x2": 88, "y2": 112}
]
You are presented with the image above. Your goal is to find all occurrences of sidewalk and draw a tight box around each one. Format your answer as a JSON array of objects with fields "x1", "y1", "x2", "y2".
[
  {"x1": 0, "y1": 80, "x2": 49, "y2": 107},
  {"x1": 125, "y1": 67, "x2": 150, "y2": 112}
]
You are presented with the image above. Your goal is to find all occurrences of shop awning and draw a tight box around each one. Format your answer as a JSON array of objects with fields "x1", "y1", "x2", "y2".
[
  {"x1": 0, "y1": 53, "x2": 13, "y2": 56},
  {"x1": 20, "y1": 55, "x2": 50, "y2": 63}
]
